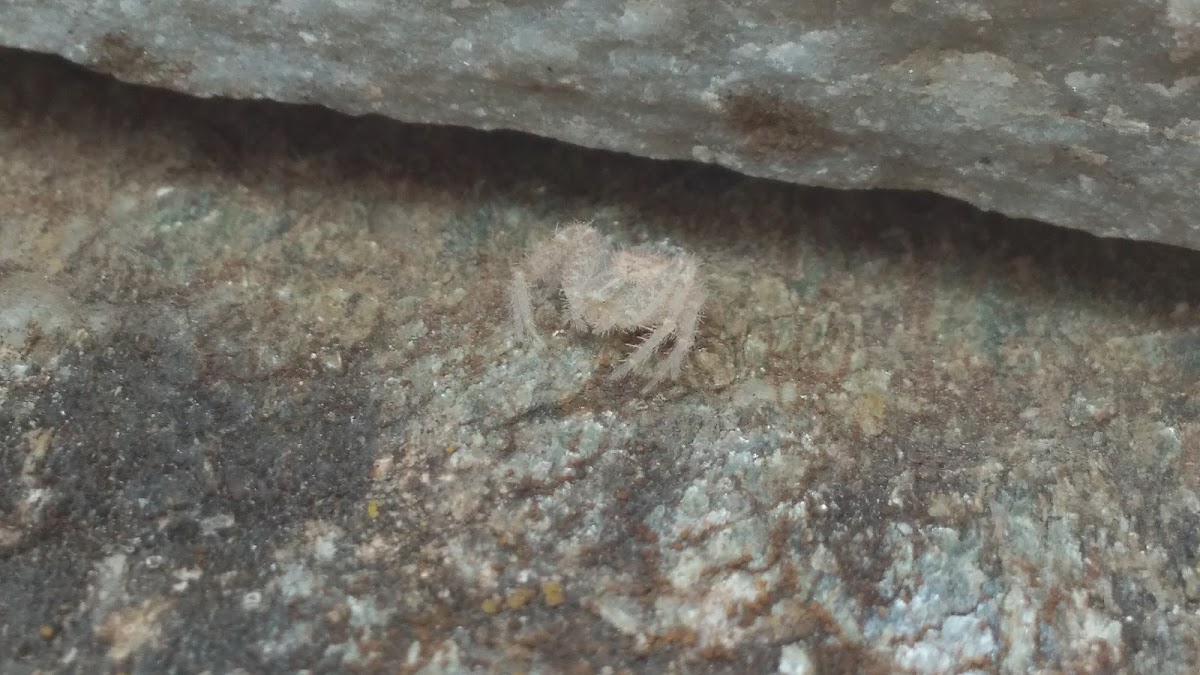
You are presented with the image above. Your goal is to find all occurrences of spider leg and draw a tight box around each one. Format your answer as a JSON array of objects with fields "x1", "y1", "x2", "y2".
[
  {"x1": 650, "y1": 284, "x2": 704, "y2": 387},
  {"x1": 562, "y1": 288, "x2": 592, "y2": 333},
  {"x1": 509, "y1": 269, "x2": 545, "y2": 349},
  {"x1": 610, "y1": 316, "x2": 676, "y2": 382},
  {"x1": 610, "y1": 296, "x2": 675, "y2": 377},
  {"x1": 610, "y1": 260, "x2": 705, "y2": 387},
  {"x1": 510, "y1": 226, "x2": 590, "y2": 348}
]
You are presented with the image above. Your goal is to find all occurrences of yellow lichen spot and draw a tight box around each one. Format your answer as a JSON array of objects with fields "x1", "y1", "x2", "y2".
[
  {"x1": 39, "y1": 624, "x2": 55, "y2": 640},
  {"x1": 366, "y1": 500, "x2": 379, "y2": 520},
  {"x1": 541, "y1": 581, "x2": 565, "y2": 607},
  {"x1": 506, "y1": 587, "x2": 536, "y2": 610},
  {"x1": 854, "y1": 388, "x2": 888, "y2": 437},
  {"x1": 481, "y1": 595, "x2": 502, "y2": 615},
  {"x1": 445, "y1": 445, "x2": 457, "y2": 455}
]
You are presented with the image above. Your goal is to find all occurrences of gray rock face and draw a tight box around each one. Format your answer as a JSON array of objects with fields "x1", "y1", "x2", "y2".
[{"x1": 2, "y1": 1, "x2": 1199, "y2": 248}]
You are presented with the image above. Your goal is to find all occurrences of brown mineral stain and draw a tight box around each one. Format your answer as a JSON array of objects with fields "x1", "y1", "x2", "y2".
[{"x1": 722, "y1": 89, "x2": 845, "y2": 157}]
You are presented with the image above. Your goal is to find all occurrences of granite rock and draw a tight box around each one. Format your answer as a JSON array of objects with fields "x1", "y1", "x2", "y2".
[
  {"x1": 1, "y1": 1, "x2": 1199, "y2": 248},
  {"x1": 5, "y1": 52, "x2": 1200, "y2": 672}
]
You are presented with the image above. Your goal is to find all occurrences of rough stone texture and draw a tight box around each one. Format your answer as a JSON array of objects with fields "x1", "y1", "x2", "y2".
[
  {"x1": 5, "y1": 50, "x2": 1200, "y2": 673},
  {"x1": 2, "y1": 0, "x2": 1200, "y2": 249}
]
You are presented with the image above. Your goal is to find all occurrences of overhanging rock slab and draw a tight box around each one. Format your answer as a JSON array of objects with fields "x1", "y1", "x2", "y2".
[{"x1": 2, "y1": 0, "x2": 1198, "y2": 248}]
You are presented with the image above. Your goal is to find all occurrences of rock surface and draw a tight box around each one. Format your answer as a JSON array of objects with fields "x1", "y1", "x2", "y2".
[
  {"x1": 4, "y1": 49, "x2": 1200, "y2": 673},
  {"x1": 2, "y1": 0, "x2": 1199, "y2": 249}
]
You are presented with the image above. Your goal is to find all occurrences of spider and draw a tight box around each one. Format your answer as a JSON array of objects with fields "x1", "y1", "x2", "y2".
[{"x1": 508, "y1": 221, "x2": 706, "y2": 390}]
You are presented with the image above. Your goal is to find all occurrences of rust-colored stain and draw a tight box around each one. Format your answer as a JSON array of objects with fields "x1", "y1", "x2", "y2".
[
  {"x1": 88, "y1": 32, "x2": 195, "y2": 85},
  {"x1": 722, "y1": 89, "x2": 844, "y2": 157}
]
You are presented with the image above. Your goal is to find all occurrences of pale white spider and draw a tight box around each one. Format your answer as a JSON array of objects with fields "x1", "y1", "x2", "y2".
[{"x1": 509, "y1": 221, "x2": 706, "y2": 389}]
